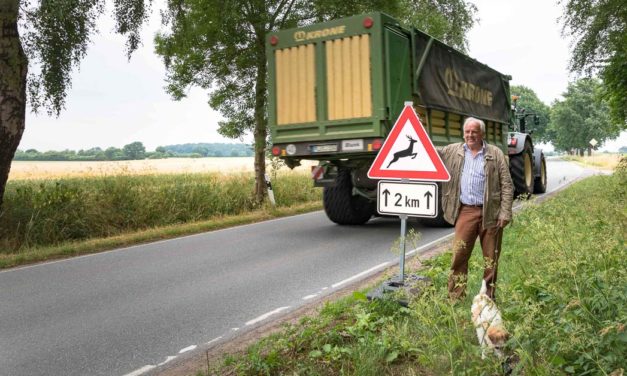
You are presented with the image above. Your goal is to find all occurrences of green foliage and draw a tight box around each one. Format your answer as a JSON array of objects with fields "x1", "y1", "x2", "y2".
[
  {"x1": 122, "y1": 141, "x2": 146, "y2": 159},
  {"x1": 511, "y1": 85, "x2": 551, "y2": 142},
  {"x1": 205, "y1": 170, "x2": 626, "y2": 375},
  {"x1": 0, "y1": 171, "x2": 320, "y2": 251},
  {"x1": 21, "y1": 0, "x2": 150, "y2": 116},
  {"x1": 12, "y1": 142, "x2": 253, "y2": 161},
  {"x1": 549, "y1": 78, "x2": 621, "y2": 152},
  {"x1": 395, "y1": 0, "x2": 477, "y2": 52},
  {"x1": 559, "y1": 0, "x2": 627, "y2": 126}
]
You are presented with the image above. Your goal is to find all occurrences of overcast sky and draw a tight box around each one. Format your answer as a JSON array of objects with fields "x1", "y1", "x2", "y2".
[{"x1": 18, "y1": 0, "x2": 626, "y2": 152}]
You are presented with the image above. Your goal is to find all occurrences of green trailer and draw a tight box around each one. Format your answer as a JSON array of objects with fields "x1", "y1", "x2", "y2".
[{"x1": 266, "y1": 12, "x2": 546, "y2": 225}]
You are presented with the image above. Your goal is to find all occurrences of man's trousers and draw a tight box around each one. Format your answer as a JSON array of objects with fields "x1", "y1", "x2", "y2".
[{"x1": 447, "y1": 205, "x2": 503, "y2": 300}]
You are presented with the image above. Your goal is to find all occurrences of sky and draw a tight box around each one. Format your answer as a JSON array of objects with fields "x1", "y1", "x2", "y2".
[{"x1": 18, "y1": 0, "x2": 627, "y2": 152}]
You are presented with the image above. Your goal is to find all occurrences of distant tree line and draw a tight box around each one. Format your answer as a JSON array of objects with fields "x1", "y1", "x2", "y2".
[{"x1": 13, "y1": 142, "x2": 253, "y2": 161}]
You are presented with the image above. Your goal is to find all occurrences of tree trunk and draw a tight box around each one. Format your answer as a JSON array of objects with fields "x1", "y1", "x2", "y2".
[
  {"x1": 253, "y1": 50, "x2": 267, "y2": 204},
  {"x1": 0, "y1": 0, "x2": 28, "y2": 208}
]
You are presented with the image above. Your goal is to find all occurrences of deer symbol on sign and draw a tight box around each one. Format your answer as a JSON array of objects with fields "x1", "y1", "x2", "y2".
[{"x1": 387, "y1": 135, "x2": 418, "y2": 168}]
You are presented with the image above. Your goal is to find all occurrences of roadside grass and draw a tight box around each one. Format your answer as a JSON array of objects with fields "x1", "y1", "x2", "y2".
[
  {"x1": 562, "y1": 153, "x2": 624, "y2": 170},
  {"x1": 0, "y1": 170, "x2": 321, "y2": 268},
  {"x1": 203, "y1": 161, "x2": 626, "y2": 375}
]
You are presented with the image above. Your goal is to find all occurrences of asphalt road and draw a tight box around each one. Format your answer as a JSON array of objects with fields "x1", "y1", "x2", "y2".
[{"x1": 0, "y1": 159, "x2": 601, "y2": 376}]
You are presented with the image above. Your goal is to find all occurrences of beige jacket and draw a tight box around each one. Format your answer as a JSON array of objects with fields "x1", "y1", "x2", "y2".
[{"x1": 439, "y1": 143, "x2": 513, "y2": 228}]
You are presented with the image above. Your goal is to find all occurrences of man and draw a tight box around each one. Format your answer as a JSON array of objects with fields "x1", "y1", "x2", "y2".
[{"x1": 439, "y1": 117, "x2": 513, "y2": 300}]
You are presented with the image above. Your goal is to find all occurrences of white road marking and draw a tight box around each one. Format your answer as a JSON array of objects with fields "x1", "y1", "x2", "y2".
[
  {"x1": 0, "y1": 211, "x2": 322, "y2": 274},
  {"x1": 321, "y1": 287, "x2": 328, "y2": 290},
  {"x1": 179, "y1": 345, "x2": 197, "y2": 354},
  {"x1": 331, "y1": 262, "x2": 390, "y2": 288},
  {"x1": 157, "y1": 356, "x2": 177, "y2": 366},
  {"x1": 231, "y1": 327, "x2": 240, "y2": 331},
  {"x1": 123, "y1": 365, "x2": 156, "y2": 376},
  {"x1": 302, "y1": 294, "x2": 318, "y2": 300},
  {"x1": 245, "y1": 306, "x2": 290, "y2": 326},
  {"x1": 206, "y1": 336, "x2": 223, "y2": 346}
]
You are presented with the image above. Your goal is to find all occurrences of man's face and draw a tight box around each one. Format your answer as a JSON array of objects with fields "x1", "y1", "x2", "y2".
[{"x1": 464, "y1": 121, "x2": 484, "y2": 150}]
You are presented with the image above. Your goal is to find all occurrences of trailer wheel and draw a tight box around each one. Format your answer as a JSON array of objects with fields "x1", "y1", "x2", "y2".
[
  {"x1": 533, "y1": 153, "x2": 547, "y2": 193},
  {"x1": 510, "y1": 141, "x2": 534, "y2": 198},
  {"x1": 323, "y1": 169, "x2": 374, "y2": 225}
]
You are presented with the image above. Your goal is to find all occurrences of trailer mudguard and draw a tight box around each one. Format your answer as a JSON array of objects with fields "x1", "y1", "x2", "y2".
[{"x1": 507, "y1": 132, "x2": 529, "y2": 155}]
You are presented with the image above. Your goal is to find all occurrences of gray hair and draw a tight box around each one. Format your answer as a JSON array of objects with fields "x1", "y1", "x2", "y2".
[{"x1": 463, "y1": 117, "x2": 486, "y2": 135}]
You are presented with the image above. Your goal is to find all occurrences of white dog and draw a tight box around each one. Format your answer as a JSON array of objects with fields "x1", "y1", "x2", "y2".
[{"x1": 471, "y1": 280, "x2": 509, "y2": 358}]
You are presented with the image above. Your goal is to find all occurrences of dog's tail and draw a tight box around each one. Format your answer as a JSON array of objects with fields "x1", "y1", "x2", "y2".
[{"x1": 480, "y1": 279, "x2": 487, "y2": 295}]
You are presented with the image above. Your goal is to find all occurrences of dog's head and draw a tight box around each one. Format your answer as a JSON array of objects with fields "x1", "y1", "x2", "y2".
[{"x1": 487, "y1": 326, "x2": 509, "y2": 347}]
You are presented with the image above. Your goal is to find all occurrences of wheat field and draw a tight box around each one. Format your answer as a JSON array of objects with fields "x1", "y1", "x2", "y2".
[{"x1": 9, "y1": 157, "x2": 317, "y2": 180}]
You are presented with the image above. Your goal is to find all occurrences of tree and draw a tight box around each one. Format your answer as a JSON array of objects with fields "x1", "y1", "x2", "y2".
[
  {"x1": 155, "y1": 0, "x2": 477, "y2": 202},
  {"x1": 0, "y1": 0, "x2": 151, "y2": 207},
  {"x1": 104, "y1": 146, "x2": 124, "y2": 160},
  {"x1": 510, "y1": 85, "x2": 551, "y2": 142},
  {"x1": 549, "y1": 78, "x2": 620, "y2": 155},
  {"x1": 122, "y1": 141, "x2": 146, "y2": 159},
  {"x1": 559, "y1": 0, "x2": 627, "y2": 126}
]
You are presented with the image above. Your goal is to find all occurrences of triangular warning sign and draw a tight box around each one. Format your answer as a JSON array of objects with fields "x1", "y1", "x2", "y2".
[{"x1": 368, "y1": 104, "x2": 450, "y2": 181}]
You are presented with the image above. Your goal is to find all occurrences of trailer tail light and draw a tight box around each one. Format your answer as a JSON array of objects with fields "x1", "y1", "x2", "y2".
[
  {"x1": 372, "y1": 138, "x2": 383, "y2": 151},
  {"x1": 363, "y1": 17, "x2": 374, "y2": 28},
  {"x1": 270, "y1": 35, "x2": 279, "y2": 46},
  {"x1": 508, "y1": 137, "x2": 517, "y2": 147},
  {"x1": 271, "y1": 146, "x2": 281, "y2": 156}
]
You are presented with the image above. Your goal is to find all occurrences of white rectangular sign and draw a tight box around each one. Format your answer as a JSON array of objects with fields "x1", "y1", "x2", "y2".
[{"x1": 377, "y1": 181, "x2": 438, "y2": 218}]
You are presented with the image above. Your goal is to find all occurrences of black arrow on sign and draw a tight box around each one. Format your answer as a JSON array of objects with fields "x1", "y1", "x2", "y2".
[
  {"x1": 382, "y1": 189, "x2": 391, "y2": 206},
  {"x1": 424, "y1": 191, "x2": 433, "y2": 210}
]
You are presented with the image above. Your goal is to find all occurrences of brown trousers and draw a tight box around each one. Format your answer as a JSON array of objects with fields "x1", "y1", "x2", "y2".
[{"x1": 448, "y1": 205, "x2": 503, "y2": 300}]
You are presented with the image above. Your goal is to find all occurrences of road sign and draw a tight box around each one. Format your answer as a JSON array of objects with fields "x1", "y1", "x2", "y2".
[
  {"x1": 377, "y1": 180, "x2": 438, "y2": 218},
  {"x1": 368, "y1": 103, "x2": 450, "y2": 181},
  {"x1": 589, "y1": 138, "x2": 598, "y2": 147}
]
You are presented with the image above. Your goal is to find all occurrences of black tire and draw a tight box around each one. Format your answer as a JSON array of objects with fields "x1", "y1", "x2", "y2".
[
  {"x1": 510, "y1": 141, "x2": 534, "y2": 198},
  {"x1": 323, "y1": 169, "x2": 374, "y2": 225},
  {"x1": 534, "y1": 153, "x2": 547, "y2": 193},
  {"x1": 419, "y1": 183, "x2": 453, "y2": 227}
]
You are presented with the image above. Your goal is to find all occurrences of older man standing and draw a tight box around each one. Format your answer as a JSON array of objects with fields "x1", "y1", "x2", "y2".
[{"x1": 439, "y1": 117, "x2": 513, "y2": 300}]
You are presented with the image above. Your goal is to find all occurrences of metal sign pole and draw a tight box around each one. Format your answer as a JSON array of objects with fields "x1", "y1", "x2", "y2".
[{"x1": 399, "y1": 214, "x2": 407, "y2": 283}]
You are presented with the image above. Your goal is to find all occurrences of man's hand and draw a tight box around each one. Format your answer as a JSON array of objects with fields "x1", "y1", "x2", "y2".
[{"x1": 497, "y1": 218, "x2": 510, "y2": 228}]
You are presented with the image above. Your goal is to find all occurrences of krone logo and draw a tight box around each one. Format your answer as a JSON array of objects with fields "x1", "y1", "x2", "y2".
[
  {"x1": 444, "y1": 68, "x2": 493, "y2": 107},
  {"x1": 293, "y1": 25, "x2": 347, "y2": 42}
]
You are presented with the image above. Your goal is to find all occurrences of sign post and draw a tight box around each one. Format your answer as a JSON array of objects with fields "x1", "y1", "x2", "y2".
[{"x1": 367, "y1": 102, "x2": 450, "y2": 285}]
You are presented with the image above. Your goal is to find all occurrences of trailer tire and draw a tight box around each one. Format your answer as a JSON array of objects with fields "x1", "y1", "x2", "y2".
[
  {"x1": 323, "y1": 169, "x2": 374, "y2": 225},
  {"x1": 510, "y1": 141, "x2": 534, "y2": 198},
  {"x1": 533, "y1": 152, "x2": 547, "y2": 193}
]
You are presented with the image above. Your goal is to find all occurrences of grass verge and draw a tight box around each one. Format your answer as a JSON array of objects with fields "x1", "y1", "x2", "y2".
[
  {"x1": 561, "y1": 153, "x2": 624, "y2": 170},
  {"x1": 202, "y1": 163, "x2": 626, "y2": 375},
  {"x1": 0, "y1": 201, "x2": 322, "y2": 270},
  {"x1": 0, "y1": 170, "x2": 320, "y2": 258}
]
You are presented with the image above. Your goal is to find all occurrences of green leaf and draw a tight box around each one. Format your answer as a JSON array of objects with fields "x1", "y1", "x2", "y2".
[
  {"x1": 309, "y1": 350, "x2": 322, "y2": 358},
  {"x1": 565, "y1": 366, "x2": 575, "y2": 373},
  {"x1": 322, "y1": 344, "x2": 332, "y2": 353},
  {"x1": 551, "y1": 356, "x2": 566, "y2": 366},
  {"x1": 385, "y1": 351, "x2": 399, "y2": 363},
  {"x1": 353, "y1": 291, "x2": 368, "y2": 301}
]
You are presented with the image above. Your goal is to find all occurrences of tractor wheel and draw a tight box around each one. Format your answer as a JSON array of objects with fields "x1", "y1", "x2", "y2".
[
  {"x1": 534, "y1": 153, "x2": 547, "y2": 193},
  {"x1": 323, "y1": 169, "x2": 374, "y2": 225},
  {"x1": 510, "y1": 141, "x2": 534, "y2": 198}
]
